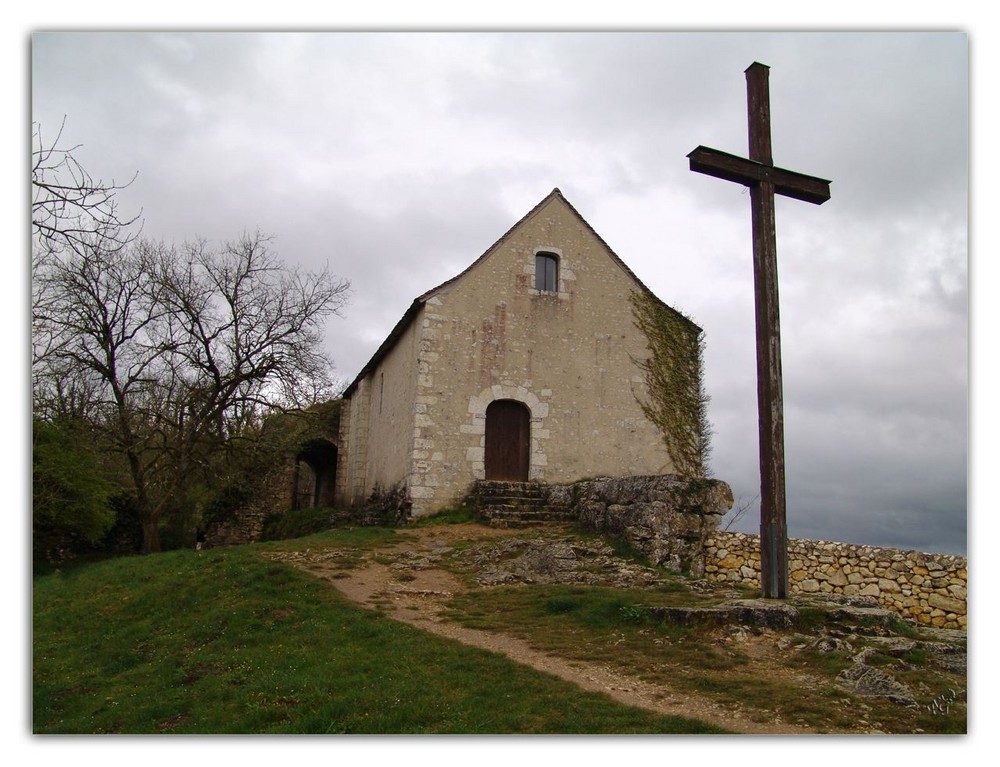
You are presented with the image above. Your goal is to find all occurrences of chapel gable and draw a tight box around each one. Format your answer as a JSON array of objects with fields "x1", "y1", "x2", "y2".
[{"x1": 336, "y1": 189, "x2": 706, "y2": 518}]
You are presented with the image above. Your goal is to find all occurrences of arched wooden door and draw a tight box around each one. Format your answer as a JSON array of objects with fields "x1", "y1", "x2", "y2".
[{"x1": 484, "y1": 400, "x2": 530, "y2": 481}]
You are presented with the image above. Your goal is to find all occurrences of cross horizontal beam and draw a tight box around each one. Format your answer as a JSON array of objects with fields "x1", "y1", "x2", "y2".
[{"x1": 687, "y1": 145, "x2": 832, "y2": 205}]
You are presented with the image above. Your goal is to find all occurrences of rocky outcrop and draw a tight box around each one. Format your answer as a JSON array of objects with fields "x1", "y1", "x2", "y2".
[
  {"x1": 567, "y1": 476, "x2": 733, "y2": 576},
  {"x1": 453, "y1": 535, "x2": 669, "y2": 589}
]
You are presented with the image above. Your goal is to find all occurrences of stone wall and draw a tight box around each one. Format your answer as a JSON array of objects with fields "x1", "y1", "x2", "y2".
[
  {"x1": 553, "y1": 475, "x2": 733, "y2": 577},
  {"x1": 207, "y1": 463, "x2": 296, "y2": 547},
  {"x1": 704, "y1": 531, "x2": 967, "y2": 630}
]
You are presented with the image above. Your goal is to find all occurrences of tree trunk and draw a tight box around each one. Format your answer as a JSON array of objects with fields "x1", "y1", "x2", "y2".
[{"x1": 142, "y1": 520, "x2": 161, "y2": 554}]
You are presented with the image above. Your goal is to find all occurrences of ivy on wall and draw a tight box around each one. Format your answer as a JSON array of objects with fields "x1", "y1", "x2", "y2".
[{"x1": 629, "y1": 290, "x2": 711, "y2": 478}]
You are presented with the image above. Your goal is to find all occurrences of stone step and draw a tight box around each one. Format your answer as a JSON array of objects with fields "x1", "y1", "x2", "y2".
[
  {"x1": 469, "y1": 479, "x2": 575, "y2": 527},
  {"x1": 479, "y1": 504, "x2": 573, "y2": 518},
  {"x1": 475, "y1": 495, "x2": 549, "y2": 508},
  {"x1": 477, "y1": 504, "x2": 576, "y2": 528},
  {"x1": 484, "y1": 515, "x2": 575, "y2": 529},
  {"x1": 471, "y1": 480, "x2": 548, "y2": 499}
]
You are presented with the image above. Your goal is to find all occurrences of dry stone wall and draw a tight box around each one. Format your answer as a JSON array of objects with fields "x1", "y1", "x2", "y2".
[{"x1": 704, "y1": 531, "x2": 967, "y2": 630}]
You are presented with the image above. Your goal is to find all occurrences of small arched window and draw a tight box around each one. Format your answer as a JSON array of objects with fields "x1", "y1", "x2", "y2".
[{"x1": 534, "y1": 252, "x2": 558, "y2": 292}]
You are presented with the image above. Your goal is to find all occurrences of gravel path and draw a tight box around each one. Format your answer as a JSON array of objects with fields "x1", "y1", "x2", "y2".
[{"x1": 269, "y1": 524, "x2": 816, "y2": 734}]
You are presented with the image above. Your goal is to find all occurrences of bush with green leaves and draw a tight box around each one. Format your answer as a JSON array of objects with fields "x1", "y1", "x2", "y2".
[
  {"x1": 259, "y1": 507, "x2": 335, "y2": 542},
  {"x1": 32, "y1": 418, "x2": 115, "y2": 564}
]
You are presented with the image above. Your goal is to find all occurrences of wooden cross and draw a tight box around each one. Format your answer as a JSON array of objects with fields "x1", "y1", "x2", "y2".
[{"x1": 688, "y1": 62, "x2": 831, "y2": 599}]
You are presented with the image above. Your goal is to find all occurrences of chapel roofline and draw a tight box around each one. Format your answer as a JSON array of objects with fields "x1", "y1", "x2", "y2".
[{"x1": 342, "y1": 188, "x2": 699, "y2": 398}]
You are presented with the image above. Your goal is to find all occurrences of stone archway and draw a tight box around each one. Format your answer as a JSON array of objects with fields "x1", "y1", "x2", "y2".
[
  {"x1": 294, "y1": 439, "x2": 338, "y2": 509},
  {"x1": 465, "y1": 384, "x2": 551, "y2": 482}
]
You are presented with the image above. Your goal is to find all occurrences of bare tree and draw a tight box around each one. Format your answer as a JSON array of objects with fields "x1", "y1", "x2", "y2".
[
  {"x1": 32, "y1": 118, "x2": 141, "y2": 258},
  {"x1": 722, "y1": 494, "x2": 759, "y2": 532},
  {"x1": 33, "y1": 232, "x2": 351, "y2": 552},
  {"x1": 31, "y1": 123, "x2": 351, "y2": 552}
]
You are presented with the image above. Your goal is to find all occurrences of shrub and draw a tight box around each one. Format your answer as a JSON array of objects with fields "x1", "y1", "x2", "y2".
[
  {"x1": 258, "y1": 507, "x2": 335, "y2": 541},
  {"x1": 202, "y1": 484, "x2": 254, "y2": 529},
  {"x1": 32, "y1": 418, "x2": 115, "y2": 565}
]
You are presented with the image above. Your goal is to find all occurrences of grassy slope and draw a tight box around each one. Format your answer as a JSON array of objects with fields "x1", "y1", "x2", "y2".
[{"x1": 32, "y1": 529, "x2": 726, "y2": 735}]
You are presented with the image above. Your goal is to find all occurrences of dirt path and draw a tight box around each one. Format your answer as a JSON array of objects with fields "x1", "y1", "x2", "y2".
[{"x1": 270, "y1": 524, "x2": 815, "y2": 735}]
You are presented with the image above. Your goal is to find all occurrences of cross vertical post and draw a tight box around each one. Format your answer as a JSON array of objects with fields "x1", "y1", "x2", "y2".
[
  {"x1": 687, "y1": 63, "x2": 831, "y2": 599},
  {"x1": 747, "y1": 63, "x2": 787, "y2": 600}
]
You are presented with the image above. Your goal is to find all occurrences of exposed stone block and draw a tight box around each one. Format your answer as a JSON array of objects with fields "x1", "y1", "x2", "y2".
[
  {"x1": 928, "y1": 593, "x2": 965, "y2": 615},
  {"x1": 948, "y1": 584, "x2": 967, "y2": 599},
  {"x1": 878, "y1": 578, "x2": 901, "y2": 593},
  {"x1": 827, "y1": 569, "x2": 848, "y2": 587},
  {"x1": 490, "y1": 474, "x2": 738, "y2": 577}
]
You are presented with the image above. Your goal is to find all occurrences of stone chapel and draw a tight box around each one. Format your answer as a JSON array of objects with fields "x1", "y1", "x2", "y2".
[{"x1": 335, "y1": 188, "x2": 705, "y2": 519}]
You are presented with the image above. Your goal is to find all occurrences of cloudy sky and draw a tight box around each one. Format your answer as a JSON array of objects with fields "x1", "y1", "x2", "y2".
[{"x1": 29, "y1": 28, "x2": 969, "y2": 555}]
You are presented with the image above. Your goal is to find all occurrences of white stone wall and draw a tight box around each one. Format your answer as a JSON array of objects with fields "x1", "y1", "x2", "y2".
[
  {"x1": 704, "y1": 531, "x2": 968, "y2": 630},
  {"x1": 336, "y1": 377, "x2": 370, "y2": 507},
  {"x1": 364, "y1": 319, "x2": 419, "y2": 495},
  {"x1": 404, "y1": 194, "x2": 677, "y2": 515}
]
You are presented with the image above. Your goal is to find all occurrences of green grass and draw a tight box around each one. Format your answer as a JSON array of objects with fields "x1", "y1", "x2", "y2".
[
  {"x1": 36, "y1": 522, "x2": 967, "y2": 735},
  {"x1": 33, "y1": 530, "x2": 726, "y2": 734},
  {"x1": 410, "y1": 505, "x2": 479, "y2": 527}
]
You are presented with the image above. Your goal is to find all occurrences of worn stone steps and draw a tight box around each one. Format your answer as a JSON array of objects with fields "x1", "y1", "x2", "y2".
[
  {"x1": 475, "y1": 494, "x2": 548, "y2": 508},
  {"x1": 470, "y1": 480, "x2": 548, "y2": 499},
  {"x1": 478, "y1": 505, "x2": 576, "y2": 528},
  {"x1": 469, "y1": 480, "x2": 574, "y2": 527}
]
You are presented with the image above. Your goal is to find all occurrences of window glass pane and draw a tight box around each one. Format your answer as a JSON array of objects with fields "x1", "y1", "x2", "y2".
[{"x1": 535, "y1": 253, "x2": 557, "y2": 291}]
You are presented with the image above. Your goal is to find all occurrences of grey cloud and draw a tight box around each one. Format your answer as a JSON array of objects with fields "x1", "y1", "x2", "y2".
[{"x1": 30, "y1": 31, "x2": 968, "y2": 555}]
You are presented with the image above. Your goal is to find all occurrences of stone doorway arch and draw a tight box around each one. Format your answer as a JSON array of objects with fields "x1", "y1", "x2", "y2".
[{"x1": 294, "y1": 439, "x2": 338, "y2": 509}]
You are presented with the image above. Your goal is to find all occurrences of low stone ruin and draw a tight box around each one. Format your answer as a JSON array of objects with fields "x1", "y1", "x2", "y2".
[{"x1": 468, "y1": 474, "x2": 733, "y2": 577}]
